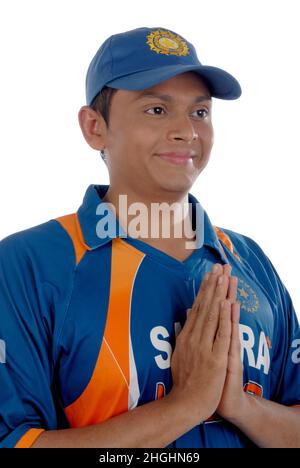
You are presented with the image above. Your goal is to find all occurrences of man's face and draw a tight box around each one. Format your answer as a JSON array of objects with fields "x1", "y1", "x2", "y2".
[{"x1": 104, "y1": 72, "x2": 214, "y2": 197}]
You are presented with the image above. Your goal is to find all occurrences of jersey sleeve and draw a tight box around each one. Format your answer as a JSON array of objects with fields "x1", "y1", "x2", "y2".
[
  {"x1": 223, "y1": 229, "x2": 300, "y2": 407},
  {"x1": 0, "y1": 232, "x2": 59, "y2": 448},
  {"x1": 269, "y1": 267, "x2": 300, "y2": 407}
]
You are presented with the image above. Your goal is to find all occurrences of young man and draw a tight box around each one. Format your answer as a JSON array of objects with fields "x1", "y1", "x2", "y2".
[{"x1": 0, "y1": 27, "x2": 299, "y2": 448}]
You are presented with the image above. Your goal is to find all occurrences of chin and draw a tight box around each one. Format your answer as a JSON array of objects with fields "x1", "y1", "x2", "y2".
[{"x1": 156, "y1": 175, "x2": 195, "y2": 194}]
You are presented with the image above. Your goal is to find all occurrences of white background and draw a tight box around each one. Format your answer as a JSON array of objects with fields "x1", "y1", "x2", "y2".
[{"x1": 0, "y1": 0, "x2": 299, "y2": 317}]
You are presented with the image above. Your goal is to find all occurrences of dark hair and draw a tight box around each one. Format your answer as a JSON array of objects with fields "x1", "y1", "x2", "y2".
[{"x1": 90, "y1": 86, "x2": 117, "y2": 126}]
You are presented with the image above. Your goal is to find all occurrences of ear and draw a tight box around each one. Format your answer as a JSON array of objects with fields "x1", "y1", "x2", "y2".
[{"x1": 78, "y1": 106, "x2": 108, "y2": 150}]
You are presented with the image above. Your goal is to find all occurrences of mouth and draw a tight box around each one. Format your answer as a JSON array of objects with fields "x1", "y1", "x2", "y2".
[{"x1": 155, "y1": 152, "x2": 196, "y2": 166}]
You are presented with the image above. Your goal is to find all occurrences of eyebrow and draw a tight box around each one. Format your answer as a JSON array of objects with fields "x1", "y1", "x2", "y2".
[{"x1": 137, "y1": 93, "x2": 212, "y2": 103}]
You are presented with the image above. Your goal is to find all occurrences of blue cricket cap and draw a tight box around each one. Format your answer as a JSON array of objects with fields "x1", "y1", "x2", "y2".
[{"x1": 86, "y1": 27, "x2": 242, "y2": 106}]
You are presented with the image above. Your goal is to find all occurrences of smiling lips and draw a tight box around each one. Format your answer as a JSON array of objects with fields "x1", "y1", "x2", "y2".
[{"x1": 156, "y1": 152, "x2": 196, "y2": 166}]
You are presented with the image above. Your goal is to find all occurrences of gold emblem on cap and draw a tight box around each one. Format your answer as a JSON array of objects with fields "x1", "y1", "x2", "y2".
[{"x1": 146, "y1": 30, "x2": 189, "y2": 56}]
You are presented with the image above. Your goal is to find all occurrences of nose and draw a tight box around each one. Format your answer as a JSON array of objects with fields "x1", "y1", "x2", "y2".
[{"x1": 166, "y1": 114, "x2": 199, "y2": 143}]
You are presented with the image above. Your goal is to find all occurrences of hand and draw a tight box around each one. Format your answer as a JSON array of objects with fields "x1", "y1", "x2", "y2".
[
  {"x1": 216, "y1": 300, "x2": 248, "y2": 422},
  {"x1": 169, "y1": 263, "x2": 232, "y2": 423}
]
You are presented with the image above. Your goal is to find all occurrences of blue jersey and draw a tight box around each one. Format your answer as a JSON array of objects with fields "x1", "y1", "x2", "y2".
[{"x1": 0, "y1": 184, "x2": 299, "y2": 448}]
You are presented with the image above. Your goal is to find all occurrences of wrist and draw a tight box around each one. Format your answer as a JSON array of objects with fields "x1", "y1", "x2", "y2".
[
  {"x1": 225, "y1": 391, "x2": 253, "y2": 425},
  {"x1": 231, "y1": 392, "x2": 256, "y2": 426},
  {"x1": 164, "y1": 390, "x2": 208, "y2": 427}
]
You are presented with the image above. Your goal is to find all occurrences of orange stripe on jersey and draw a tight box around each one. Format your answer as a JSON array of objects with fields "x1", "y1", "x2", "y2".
[
  {"x1": 15, "y1": 428, "x2": 45, "y2": 448},
  {"x1": 156, "y1": 382, "x2": 166, "y2": 400},
  {"x1": 244, "y1": 381, "x2": 263, "y2": 397},
  {"x1": 214, "y1": 226, "x2": 240, "y2": 261},
  {"x1": 64, "y1": 238, "x2": 145, "y2": 427},
  {"x1": 56, "y1": 213, "x2": 90, "y2": 265}
]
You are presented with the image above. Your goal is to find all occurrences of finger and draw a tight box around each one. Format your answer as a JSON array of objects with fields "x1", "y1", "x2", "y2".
[
  {"x1": 189, "y1": 264, "x2": 225, "y2": 339},
  {"x1": 195, "y1": 273, "x2": 230, "y2": 343},
  {"x1": 191, "y1": 264, "x2": 223, "y2": 317},
  {"x1": 222, "y1": 264, "x2": 237, "y2": 304},
  {"x1": 229, "y1": 302, "x2": 241, "y2": 358},
  {"x1": 193, "y1": 263, "x2": 222, "y2": 306},
  {"x1": 188, "y1": 273, "x2": 220, "y2": 337},
  {"x1": 226, "y1": 303, "x2": 242, "y2": 372},
  {"x1": 227, "y1": 276, "x2": 238, "y2": 304},
  {"x1": 177, "y1": 308, "x2": 197, "y2": 340},
  {"x1": 223, "y1": 263, "x2": 232, "y2": 277},
  {"x1": 212, "y1": 299, "x2": 232, "y2": 356}
]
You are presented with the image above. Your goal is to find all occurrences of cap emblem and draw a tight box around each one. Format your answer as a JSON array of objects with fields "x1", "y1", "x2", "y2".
[{"x1": 146, "y1": 29, "x2": 189, "y2": 56}]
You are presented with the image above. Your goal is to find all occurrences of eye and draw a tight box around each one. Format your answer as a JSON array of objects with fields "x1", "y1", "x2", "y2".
[
  {"x1": 192, "y1": 108, "x2": 209, "y2": 119},
  {"x1": 145, "y1": 106, "x2": 166, "y2": 115}
]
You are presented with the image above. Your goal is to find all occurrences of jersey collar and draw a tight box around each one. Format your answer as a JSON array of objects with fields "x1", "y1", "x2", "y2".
[{"x1": 77, "y1": 184, "x2": 227, "y2": 262}]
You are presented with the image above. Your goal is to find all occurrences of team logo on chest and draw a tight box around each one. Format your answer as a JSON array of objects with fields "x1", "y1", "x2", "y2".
[{"x1": 237, "y1": 278, "x2": 259, "y2": 313}]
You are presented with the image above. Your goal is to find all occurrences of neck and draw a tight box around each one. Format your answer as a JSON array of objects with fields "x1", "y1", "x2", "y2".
[
  {"x1": 103, "y1": 183, "x2": 189, "y2": 206},
  {"x1": 102, "y1": 184, "x2": 194, "y2": 242}
]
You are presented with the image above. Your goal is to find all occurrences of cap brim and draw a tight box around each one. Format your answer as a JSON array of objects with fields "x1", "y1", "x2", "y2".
[{"x1": 106, "y1": 64, "x2": 241, "y2": 100}]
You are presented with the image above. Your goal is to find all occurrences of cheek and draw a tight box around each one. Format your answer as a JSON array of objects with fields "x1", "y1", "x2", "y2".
[
  {"x1": 108, "y1": 120, "x2": 157, "y2": 158},
  {"x1": 193, "y1": 126, "x2": 214, "y2": 169},
  {"x1": 202, "y1": 125, "x2": 214, "y2": 153}
]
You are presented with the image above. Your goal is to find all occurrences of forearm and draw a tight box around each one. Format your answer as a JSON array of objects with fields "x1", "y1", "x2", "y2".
[
  {"x1": 31, "y1": 393, "x2": 200, "y2": 448},
  {"x1": 229, "y1": 394, "x2": 300, "y2": 448}
]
